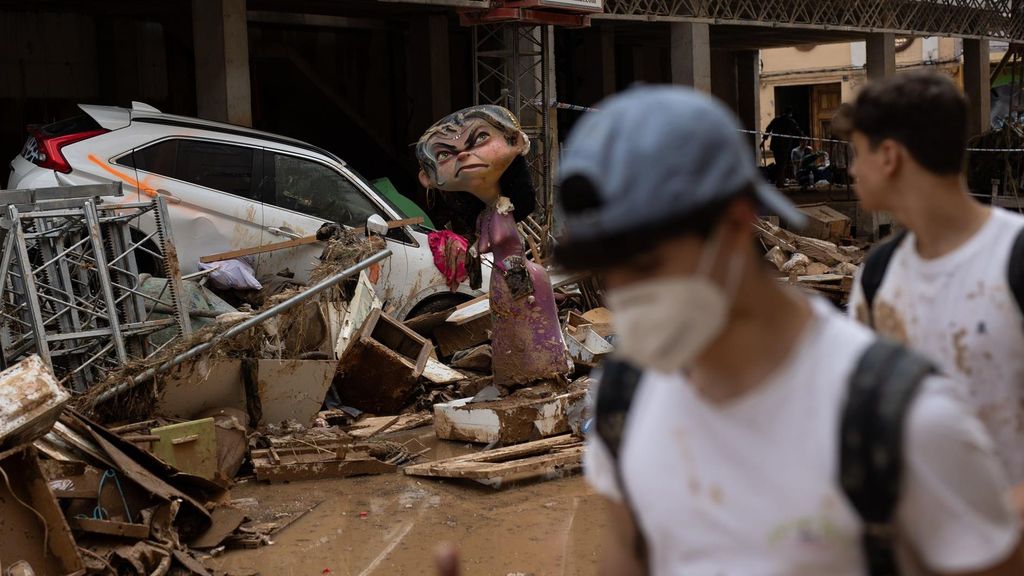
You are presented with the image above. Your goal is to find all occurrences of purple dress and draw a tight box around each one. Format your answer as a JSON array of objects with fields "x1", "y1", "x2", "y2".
[{"x1": 477, "y1": 201, "x2": 572, "y2": 387}]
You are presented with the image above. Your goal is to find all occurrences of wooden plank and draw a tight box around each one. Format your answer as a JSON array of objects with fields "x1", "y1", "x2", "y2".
[
  {"x1": 347, "y1": 413, "x2": 433, "y2": 438},
  {"x1": 434, "y1": 315, "x2": 492, "y2": 357},
  {"x1": 403, "y1": 444, "x2": 583, "y2": 486},
  {"x1": 779, "y1": 273, "x2": 845, "y2": 283},
  {"x1": 345, "y1": 416, "x2": 401, "y2": 439},
  {"x1": 200, "y1": 235, "x2": 319, "y2": 263},
  {"x1": 70, "y1": 517, "x2": 151, "y2": 540},
  {"x1": 200, "y1": 217, "x2": 423, "y2": 263},
  {"x1": 446, "y1": 297, "x2": 490, "y2": 325},
  {"x1": 403, "y1": 434, "x2": 577, "y2": 474},
  {"x1": 253, "y1": 457, "x2": 396, "y2": 483},
  {"x1": 439, "y1": 447, "x2": 583, "y2": 477}
]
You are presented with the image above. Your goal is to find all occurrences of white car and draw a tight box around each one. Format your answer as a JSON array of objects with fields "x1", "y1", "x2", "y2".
[{"x1": 8, "y1": 102, "x2": 483, "y2": 319}]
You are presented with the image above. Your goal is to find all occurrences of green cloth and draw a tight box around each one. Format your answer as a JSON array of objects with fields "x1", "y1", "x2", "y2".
[{"x1": 371, "y1": 177, "x2": 435, "y2": 230}]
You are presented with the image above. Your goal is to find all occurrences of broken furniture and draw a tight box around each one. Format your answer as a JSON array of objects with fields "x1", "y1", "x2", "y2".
[
  {"x1": 435, "y1": 315, "x2": 493, "y2": 358},
  {"x1": 151, "y1": 418, "x2": 219, "y2": 481},
  {"x1": 563, "y1": 319, "x2": 613, "y2": 369},
  {"x1": 88, "y1": 248, "x2": 393, "y2": 410},
  {"x1": 155, "y1": 358, "x2": 338, "y2": 428},
  {"x1": 249, "y1": 428, "x2": 411, "y2": 483},
  {"x1": 403, "y1": 434, "x2": 583, "y2": 488},
  {"x1": 580, "y1": 307, "x2": 613, "y2": 339},
  {"x1": 0, "y1": 184, "x2": 191, "y2": 392},
  {"x1": 433, "y1": 385, "x2": 587, "y2": 445},
  {"x1": 333, "y1": 308, "x2": 432, "y2": 414},
  {"x1": 0, "y1": 355, "x2": 69, "y2": 451},
  {"x1": 797, "y1": 204, "x2": 851, "y2": 243},
  {"x1": 756, "y1": 217, "x2": 864, "y2": 305}
]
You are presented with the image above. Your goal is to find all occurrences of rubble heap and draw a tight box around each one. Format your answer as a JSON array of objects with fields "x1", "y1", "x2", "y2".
[
  {"x1": 755, "y1": 209, "x2": 866, "y2": 305},
  {"x1": 0, "y1": 188, "x2": 607, "y2": 574}
]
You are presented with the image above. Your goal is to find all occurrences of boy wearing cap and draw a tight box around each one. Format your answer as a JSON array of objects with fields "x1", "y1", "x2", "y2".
[
  {"x1": 839, "y1": 72, "x2": 1024, "y2": 520},
  {"x1": 555, "y1": 86, "x2": 1023, "y2": 575}
]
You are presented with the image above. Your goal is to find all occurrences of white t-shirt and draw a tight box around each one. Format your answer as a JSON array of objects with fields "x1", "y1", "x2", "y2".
[
  {"x1": 586, "y1": 298, "x2": 1019, "y2": 576},
  {"x1": 849, "y1": 207, "x2": 1024, "y2": 484}
]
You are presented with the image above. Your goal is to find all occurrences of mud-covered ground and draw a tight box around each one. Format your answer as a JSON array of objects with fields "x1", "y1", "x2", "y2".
[{"x1": 209, "y1": 427, "x2": 607, "y2": 576}]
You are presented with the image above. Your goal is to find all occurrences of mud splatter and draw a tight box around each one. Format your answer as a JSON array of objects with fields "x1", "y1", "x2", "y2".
[
  {"x1": 855, "y1": 302, "x2": 870, "y2": 326},
  {"x1": 952, "y1": 328, "x2": 972, "y2": 376},
  {"x1": 709, "y1": 484, "x2": 724, "y2": 505},
  {"x1": 872, "y1": 301, "x2": 909, "y2": 344}
]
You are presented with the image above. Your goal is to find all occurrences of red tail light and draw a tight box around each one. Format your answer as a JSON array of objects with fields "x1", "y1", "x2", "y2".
[{"x1": 30, "y1": 129, "x2": 108, "y2": 173}]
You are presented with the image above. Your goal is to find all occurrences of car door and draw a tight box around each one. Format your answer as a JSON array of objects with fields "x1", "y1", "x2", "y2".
[
  {"x1": 257, "y1": 149, "x2": 407, "y2": 299},
  {"x1": 120, "y1": 138, "x2": 264, "y2": 275}
]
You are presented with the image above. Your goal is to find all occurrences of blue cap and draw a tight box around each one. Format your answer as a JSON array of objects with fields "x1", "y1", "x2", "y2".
[{"x1": 555, "y1": 85, "x2": 806, "y2": 269}]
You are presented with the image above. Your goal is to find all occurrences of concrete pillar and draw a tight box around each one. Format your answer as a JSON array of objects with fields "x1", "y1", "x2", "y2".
[
  {"x1": 736, "y1": 50, "x2": 761, "y2": 158},
  {"x1": 963, "y1": 38, "x2": 992, "y2": 136},
  {"x1": 192, "y1": 0, "x2": 251, "y2": 126},
  {"x1": 582, "y1": 26, "x2": 616, "y2": 102},
  {"x1": 670, "y1": 22, "x2": 711, "y2": 91},
  {"x1": 409, "y1": 15, "x2": 452, "y2": 138},
  {"x1": 426, "y1": 15, "x2": 452, "y2": 121},
  {"x1": 711, "y1": 51, "x2": 738, "y2": 109},
  {"x1": 865, "y1": 33, "x2": 896, "y2": 81}
]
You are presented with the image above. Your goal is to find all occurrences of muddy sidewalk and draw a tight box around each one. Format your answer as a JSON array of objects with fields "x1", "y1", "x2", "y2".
[{"x1": 210, "y1": 462, "x2": 605, "y2": 576}]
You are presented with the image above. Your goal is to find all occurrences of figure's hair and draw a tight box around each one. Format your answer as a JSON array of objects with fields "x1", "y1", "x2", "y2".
[{"x1": 417, "y1": 105, "x2": 536, "y2": 223}]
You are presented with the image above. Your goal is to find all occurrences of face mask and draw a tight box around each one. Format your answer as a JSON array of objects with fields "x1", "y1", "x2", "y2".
[{"x1": 605, "y1": 233, "x2": 744, "y2": 373}]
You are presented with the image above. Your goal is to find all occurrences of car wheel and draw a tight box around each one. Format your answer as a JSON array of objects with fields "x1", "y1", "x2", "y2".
[{"x1": 405, "y1": 293, "x2": 473, "y2": 320}]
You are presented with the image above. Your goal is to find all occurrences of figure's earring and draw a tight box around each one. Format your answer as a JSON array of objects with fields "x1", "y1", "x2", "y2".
[{"x1": 518, "y1": 131, "x2": 532, "y2": 156}]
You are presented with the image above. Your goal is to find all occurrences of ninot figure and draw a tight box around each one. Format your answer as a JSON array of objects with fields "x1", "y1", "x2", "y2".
[{"x1": 416, "y1": 105, "x2": 571, "y2": 388}]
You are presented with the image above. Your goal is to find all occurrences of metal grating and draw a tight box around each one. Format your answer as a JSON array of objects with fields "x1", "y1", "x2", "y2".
[
  {"x1": 473, "y1": 23, "x2": 557, "y2": 254},
  {"x1": 0, "y1": 189, "x2": 190, "y2": 392},
  {"x1": 601, "y1": 0, "x2": 1024, "y2": 41}
]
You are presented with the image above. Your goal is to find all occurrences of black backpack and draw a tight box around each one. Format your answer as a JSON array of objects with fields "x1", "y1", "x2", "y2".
[
  {"x1": 594, "y1": 339, "x2": 935, "y2": 576},
  {"x1": 860, "y1": 228, "x2": 1024, "y2": 323}
]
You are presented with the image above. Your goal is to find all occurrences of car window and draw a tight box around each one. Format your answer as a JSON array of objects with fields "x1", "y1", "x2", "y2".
[
  {"x1": 268, "y1": 153, "x2": 382, "y2": 228},
  {"x1": 120, "y1": 139, "x2": 256, "y2": 200},
  {"x1": 121, "y1": 139, "x2": 177, "y2": 175},
  {"x1": 176, "y1": 141, "x2": 255, "y2": 198}
]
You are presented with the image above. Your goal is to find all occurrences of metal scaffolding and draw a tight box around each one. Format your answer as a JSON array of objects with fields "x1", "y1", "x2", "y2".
[
  {"x1": 473, "y1": 22, "x2": 558, "y2": 256},
  {"x1": 601, "y1": 0, "x2": 1024, "y2": 40},
  {"x1": 0, "y1": 185, "x2": 191, "y2": 391}
]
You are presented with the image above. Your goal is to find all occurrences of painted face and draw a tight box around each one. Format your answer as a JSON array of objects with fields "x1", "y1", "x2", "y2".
[
  {"x1": 428, "y1": 119, "x2": 521, "y2": 193},
  {"x1": 848, "y1": 131, "x2": 889, "y2": 211},
  {"x1": 416, "y1": 106, "x2": 529, "y2": 198}
]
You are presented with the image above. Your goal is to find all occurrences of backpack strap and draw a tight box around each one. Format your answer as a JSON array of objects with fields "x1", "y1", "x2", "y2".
[
  {"x1": 594, "y1": 359, "x2": 649, "y2": 572},
  {"x1": 859, "y1": 231, "x2": 908, "y2": 325},
  {"x1": 1007, "y1": 227, "x2": 1024, "y2": 315},
  {"x1": 840, "y1": 339, "x2": 936, "y2": 576}
]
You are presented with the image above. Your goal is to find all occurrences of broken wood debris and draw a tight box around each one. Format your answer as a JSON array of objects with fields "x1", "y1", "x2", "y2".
[
  {"x1": 403, "y1": 434, "x2": 583, "y2": 488},
  {"x1": 757, "y1": 217, "x2": 866, "y2": 305}
]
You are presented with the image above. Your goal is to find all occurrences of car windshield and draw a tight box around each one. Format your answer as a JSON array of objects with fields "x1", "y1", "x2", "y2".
[{"x1": 345, "y1": 166, "x2": 406, "y2": 218}]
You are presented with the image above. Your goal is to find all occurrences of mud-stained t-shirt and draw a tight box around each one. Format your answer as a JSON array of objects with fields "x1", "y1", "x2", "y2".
[
  {"x1": 585, "y1": 298, "x2": 1020, "y2": 576},
  {"x1": 848, "y1": 208, "x2": 1024, "y2": 485}
]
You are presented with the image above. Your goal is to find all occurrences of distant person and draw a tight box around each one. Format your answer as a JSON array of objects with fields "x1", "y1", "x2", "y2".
[
  {"x1": 840, "y1": 71, "x2": 1024, "y2": 520},
  {"x1": 763, "y1": 107, "x2": 805, "y2": 187},
  {"x1": 552, "y1": 86, "x2": 1022, "y2": 575}
]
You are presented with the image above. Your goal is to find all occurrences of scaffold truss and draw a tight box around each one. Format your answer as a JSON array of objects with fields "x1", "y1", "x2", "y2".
[
  {"x1": 600, "y1": 0, "x2": 1024, "y2": 40},
  {"x1": 473, "y1": 23, "x2": 558, "y2": 252}
]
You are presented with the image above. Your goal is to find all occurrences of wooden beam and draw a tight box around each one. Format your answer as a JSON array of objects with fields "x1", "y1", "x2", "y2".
[{"x1": 199, "y1": 217, "x2": 422, "y2": 263}]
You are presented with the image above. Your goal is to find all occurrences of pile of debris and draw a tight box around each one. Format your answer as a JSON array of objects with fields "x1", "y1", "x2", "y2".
[
  {"x1": 756, "y1": 205, "x2": 867, "y2": 305},
  {"x1": 0, "y1": 186, "x2": 608, "y2": 573}
]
